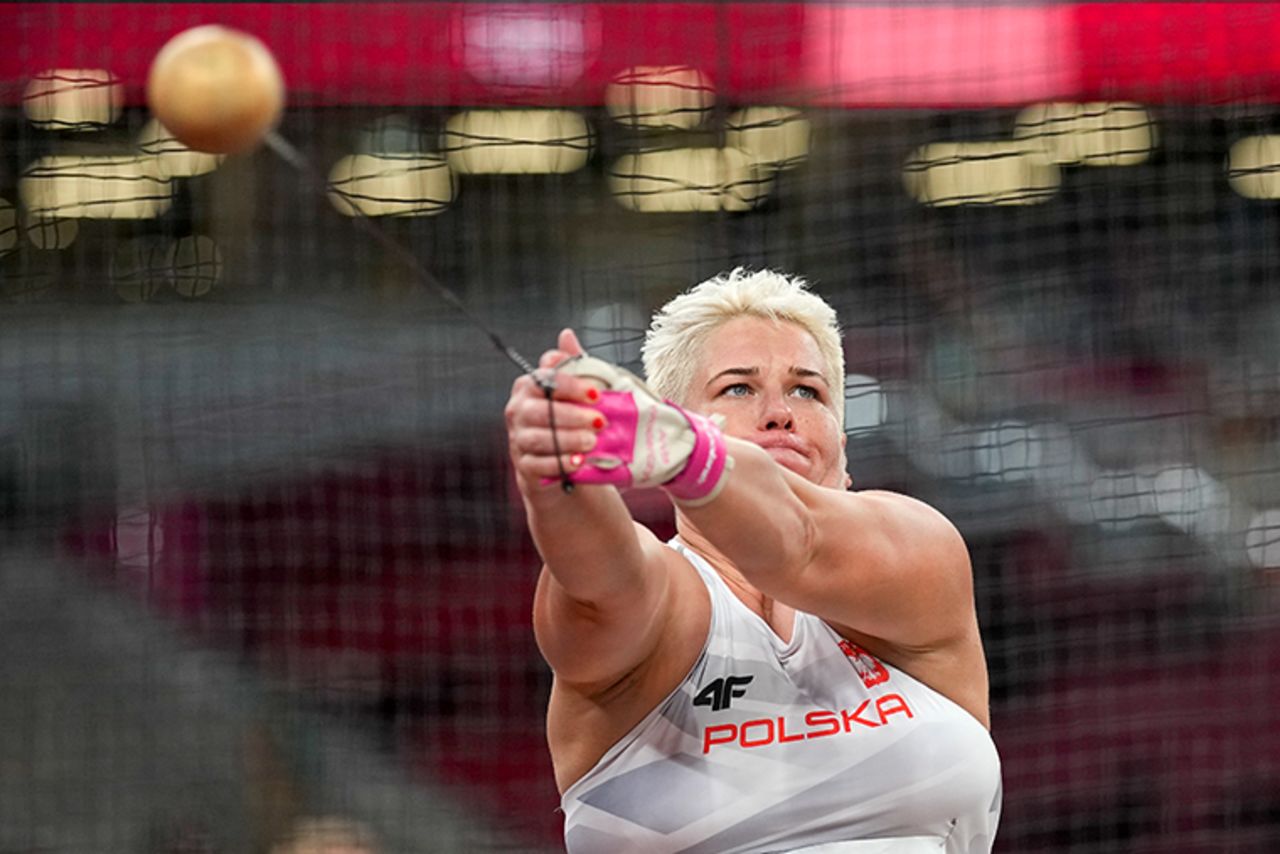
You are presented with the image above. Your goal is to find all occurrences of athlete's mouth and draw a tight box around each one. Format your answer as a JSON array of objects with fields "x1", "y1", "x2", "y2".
[{"x1": 755, "y1": 437, "x2": 811, "y2": 472}]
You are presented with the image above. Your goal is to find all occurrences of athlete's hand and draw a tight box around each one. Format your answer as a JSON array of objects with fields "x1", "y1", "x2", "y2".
[
  {"x1": 505, "y1": 329, "x2": 605, "y2": 494},
  {"x1": 553, "y1": 350, "x2": 733, "y2": 505},
  {"x1": 506, "y1": 329, "x2": 732, "y2": 504}
]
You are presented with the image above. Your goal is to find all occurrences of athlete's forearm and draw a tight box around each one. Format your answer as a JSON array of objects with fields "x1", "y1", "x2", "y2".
[
  {"x1": 522, "y1": 480, "x2": 650, "y2": 605},
  {"x1": 678, "y1": 438, "x2": 819, "y2": 587},
  {"x1": 685, "y1": 461, "x2": 977, "y2": 647}
]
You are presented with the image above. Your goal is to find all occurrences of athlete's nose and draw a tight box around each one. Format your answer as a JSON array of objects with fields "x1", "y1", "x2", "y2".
[{"x1": 760, "y1": 392, "x2": 795, "y2": 432}]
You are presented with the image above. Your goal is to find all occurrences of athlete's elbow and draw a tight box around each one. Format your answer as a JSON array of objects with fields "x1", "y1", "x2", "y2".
[
  {"x1": 738, "y1": 500, "x2": 818, "y2": 589},
  {"x1": 789, "y1": 510, "x2": 821, "y2": 582}
]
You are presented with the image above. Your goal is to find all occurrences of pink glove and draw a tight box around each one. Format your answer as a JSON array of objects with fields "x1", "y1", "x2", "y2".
[{"x1": 551, "y1": 355, "x2": 732, "y2": 505}]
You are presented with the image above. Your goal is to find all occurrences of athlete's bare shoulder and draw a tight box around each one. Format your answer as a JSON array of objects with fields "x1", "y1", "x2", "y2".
[{"x1": 545, "y1": 541, "x2": 710, "y2": 792}]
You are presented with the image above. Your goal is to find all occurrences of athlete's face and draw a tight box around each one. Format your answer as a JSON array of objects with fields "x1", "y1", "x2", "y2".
[{"x1": 687, "y1": 316, "x2": 848, "y2": 489}]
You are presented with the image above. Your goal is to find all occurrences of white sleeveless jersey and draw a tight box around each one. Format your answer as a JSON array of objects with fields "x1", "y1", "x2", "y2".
[{"x1": 561, "y1": 541, "x2": 1002, "y2": 854}]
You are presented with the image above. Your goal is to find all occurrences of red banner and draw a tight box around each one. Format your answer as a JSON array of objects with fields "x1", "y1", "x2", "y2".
[{"x1": 6, "y1": 3, "x2": 1280, "y2": 107}]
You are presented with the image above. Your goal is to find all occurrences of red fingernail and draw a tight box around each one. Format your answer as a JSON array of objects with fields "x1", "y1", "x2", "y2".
[
  {"x1": 570, "y1": 453, "x2": 585, "y2": 467},
  {"x1": 585, "y1": 388, "x2": 600, "y2": 402},
  {"x1": 592, "y1": 416, "x2": 605, "y2": 430}
]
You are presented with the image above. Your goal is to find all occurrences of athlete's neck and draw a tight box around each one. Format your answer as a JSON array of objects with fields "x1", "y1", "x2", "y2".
[{"x1": 674, "y1": 517, "x2": 776, "y2": 620}]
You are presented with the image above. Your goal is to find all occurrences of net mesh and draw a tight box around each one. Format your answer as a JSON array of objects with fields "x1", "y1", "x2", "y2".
[{"x1": 4, "y1": 2, "x2": 1280, "y2": 852}]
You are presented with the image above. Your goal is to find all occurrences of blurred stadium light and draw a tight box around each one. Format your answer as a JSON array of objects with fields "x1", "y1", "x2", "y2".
[
  {"x1": 605, "y1": 65, "x2": 715, "y2": 130},
  {"x1": 136, "y1": 118, "x2": 225, "y2": 178},
  {"x1": 443, "y1": 110, "x2": 592, "y2": 175},
  {"x1": 456, "y1": 3, "x2": 599, "y2": 91},
  {"x1": 169, "y1": 235, "x2": 223, "y2": 299},
  {"x1": 726, "y1": 107, "x2": 812, "y2": 173},
  {"x1": 904, "y1": 142, "x2": 1060, "y2": 207},
  {"x1": 22, "y1": 216, "x2": 77, "y2": 249},
  {"x1": 22, "y1": 68, "x2": 122, "y2": 130},
  {"x1": 843, "y1": 375, "x2": 886, "y2": 437},
  {"x1": 327, "y1": 155, "x2": 455, "y2": 218},
  {"x1": 610, "y1": 147, "x2": 772, "y2": 212},
  {"x1": 0, "y1": 199, "x2": 17, "y2": 258},
  {"x1": 20, "y1": 155, "x2": 173, "y2": 220},
  {"x1": 1227, "y1": 135, "x2": 1280, "y2": 199},
  {"x1": 1014, "y1": 102, "x2": 1156, "y2": 167}
]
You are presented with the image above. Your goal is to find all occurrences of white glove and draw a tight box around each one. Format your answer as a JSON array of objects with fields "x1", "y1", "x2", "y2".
[{"x1": 552, "y1": 355, "x2": 732, "y2": 505}]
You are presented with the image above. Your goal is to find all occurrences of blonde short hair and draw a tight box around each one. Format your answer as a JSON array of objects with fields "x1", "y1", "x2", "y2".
[{"x1": 642, "y1": 268, "x2": 845, "y2": 428}]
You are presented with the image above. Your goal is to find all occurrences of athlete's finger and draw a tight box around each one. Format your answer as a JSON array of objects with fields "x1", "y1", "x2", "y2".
[
  {"x1": 547, "y1": 370, "x2": 602, "y2": 405},
  {"x1": 512, "y1": 425, "x2": 600, "y2": 457},
  {"x1": 523, "y1": 366, "x2": 603, "y2": 406},
  {"x1": 518, "y1": 452, "x2": 590, "y2": 484},
  {"x1": 558, "y1": 328, "x2": 585, "y2": 357},
  {"x1": 509, "y1": 366, "x2": 595, "y2": 407},
  {"x1": 538, "y1": 348, "x2": 567, "y2": 370},
  {"x1": 513, "y1": 395, "x2": 606, "y2": 430}
]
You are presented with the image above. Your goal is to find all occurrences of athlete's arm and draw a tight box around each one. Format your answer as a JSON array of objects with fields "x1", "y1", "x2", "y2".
[
  {"x1": 507, "y1": 330, "x2": 682, "y2": 690},
  {"x1": 682, "y1": 443, "x2": 976, "y2": 653}
]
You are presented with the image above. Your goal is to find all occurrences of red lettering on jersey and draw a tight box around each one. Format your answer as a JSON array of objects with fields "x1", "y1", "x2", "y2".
[
  {"x1": 804, "y1": 710, "x2": 841, "y2": 739},
  {"x1": 876, "y1": 693, "x2": 914, "y2": 723},
  {"x1": 703, "y1": 724, "x2": 737, "y2": 754},
  {"x1": 700, "y1": 697, "x2": 916, "y2": 753},
  {"x1": 740, "y1": 719, "x2": 775, "y2": 748},
  {"x1": 777, "y1": 716, "x2": 805, "y2": 743},
  {"x1": 841, "y1": 700, "x2": 881, "y2": 730}
]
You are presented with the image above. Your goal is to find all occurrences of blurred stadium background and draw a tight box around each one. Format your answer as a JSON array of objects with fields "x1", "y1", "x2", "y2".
[{"x1": 4, "y1": 1, "x2": 1280, "y2": 851}]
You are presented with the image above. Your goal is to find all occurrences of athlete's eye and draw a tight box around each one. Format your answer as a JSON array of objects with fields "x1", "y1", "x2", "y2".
[
  {"x1": 792, "y1": 385, "x2": 820, "y2": 400},
  {"x1": 720, "y1": 383, "x2": 752, "y2": 398}
]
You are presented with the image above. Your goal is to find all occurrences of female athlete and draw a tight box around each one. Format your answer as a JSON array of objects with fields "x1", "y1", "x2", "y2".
[{"x1": 505, "y1": 269, "x2": 1001, "y2": 853}]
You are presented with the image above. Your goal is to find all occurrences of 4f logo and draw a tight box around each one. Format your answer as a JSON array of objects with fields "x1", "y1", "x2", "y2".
[{"x1": 694, "y1": 675, "x2": 754, "y2": 711}]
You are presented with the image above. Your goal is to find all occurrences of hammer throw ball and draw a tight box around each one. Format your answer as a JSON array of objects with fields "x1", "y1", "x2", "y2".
[{"x1": 147, "y1": 25, "x2": 285, "y2": 154}]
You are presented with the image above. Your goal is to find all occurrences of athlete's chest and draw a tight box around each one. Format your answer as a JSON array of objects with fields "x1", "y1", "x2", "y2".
[
  {"x1": 685, "y1": 610, "x2": 924, "y2": 757},
  {"x1": 649, "y1": 608, "x2": 999, "y2": 848}
]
